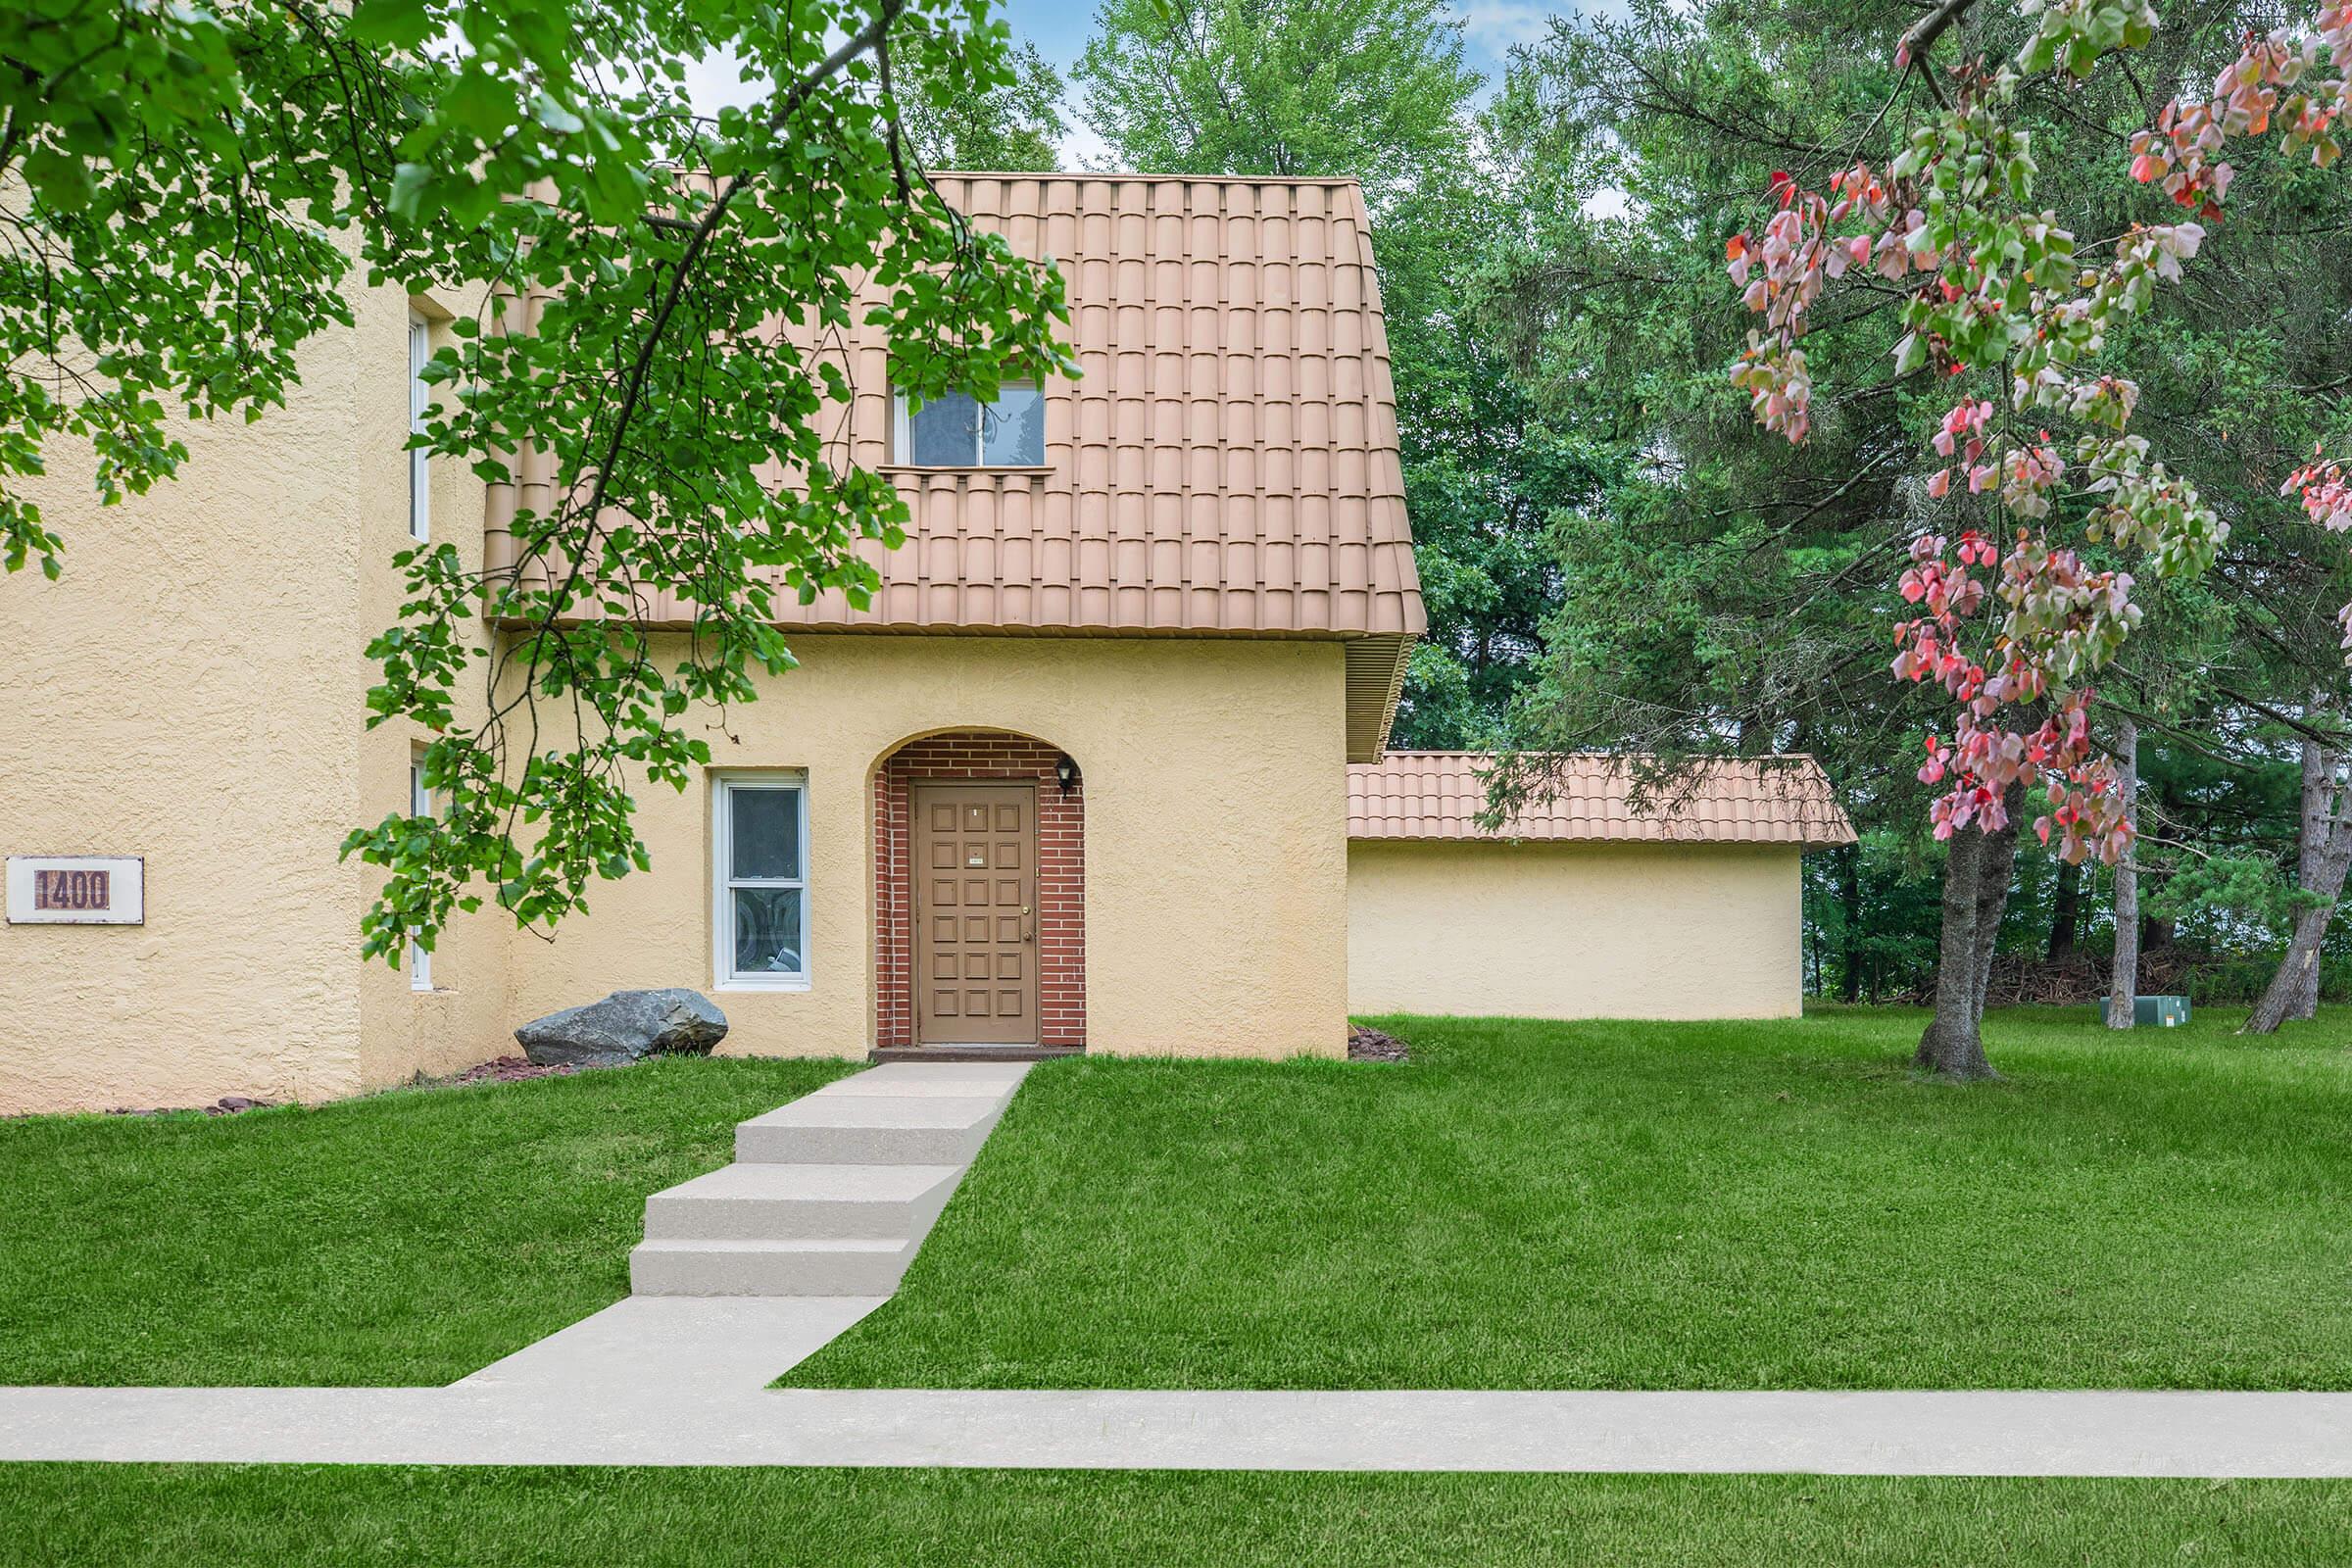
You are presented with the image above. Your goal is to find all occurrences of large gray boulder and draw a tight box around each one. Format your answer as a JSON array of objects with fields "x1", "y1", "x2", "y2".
[{"x1": 514, "y1": 989, "x2": 729, "y2": 1068}]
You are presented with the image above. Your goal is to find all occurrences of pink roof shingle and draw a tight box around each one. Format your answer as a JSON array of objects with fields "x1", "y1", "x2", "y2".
[{"x1": 1348, "y1": 753, "x2": 1857, "y2": 850}]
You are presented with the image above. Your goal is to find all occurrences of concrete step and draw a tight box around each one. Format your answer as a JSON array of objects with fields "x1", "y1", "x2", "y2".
[
  {"x1": 643, "y1": 1162, "x2": 963, "y2": 1242},
  {"x1": 629, "y1": 1237, "x2": 917, "y2": 1297},
  {"x1": 813, "y1": 1061, "x2": 1035, "y2": 1097},
  {"x1": 621, "y1": 1062, "x2": 1034, "y2": 1303},
  {"x1": 735, "y1": 1094, "x2": 1012, "y2": 1166}
]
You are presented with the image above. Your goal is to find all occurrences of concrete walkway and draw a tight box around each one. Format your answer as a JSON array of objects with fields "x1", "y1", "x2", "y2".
[
  {"x1": 5, "y1": 1387, "x2": 2351, "y2": 1474},
  {"x1": 456, "y1": 1059, "x2": 1027, "y2": 1396},
  {"x1": 628, "y1": 1059, "x2": 1029, "y2": 1299},
  {"x1": 6, "y1": 1059, "x2": 2352, "y2": 1476}
]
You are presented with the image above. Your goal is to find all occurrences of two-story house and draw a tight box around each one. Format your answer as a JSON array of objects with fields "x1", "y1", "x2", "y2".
[{"x1": 0, "y1": 173, "x2": 1849, "y2": 1113}]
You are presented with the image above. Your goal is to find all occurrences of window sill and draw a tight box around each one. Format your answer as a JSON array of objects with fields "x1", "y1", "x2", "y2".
[
  {"x1": 717, "y1": 976, "x2": 812, "y2": 994},
  {"x1": 878, "y1": 465, "x2": 1054, "y2": 477}
]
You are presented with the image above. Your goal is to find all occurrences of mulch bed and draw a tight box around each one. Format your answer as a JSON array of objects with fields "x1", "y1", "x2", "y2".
[
  {"x1": 1348, "y1": 1025, "x2": 1410, "y2": 1063},
  {"x1": 86, "y1": 1094, "x2": 282, "y2": 1120},
  {"x1": 428, "y1": 1054, "x2": 580, "y2": 1088}
]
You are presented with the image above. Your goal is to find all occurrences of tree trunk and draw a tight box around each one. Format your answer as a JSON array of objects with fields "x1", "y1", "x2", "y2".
[
  {"x1": 2046, "y1": 857, "x2": 2081, "y2": 962},
  {"x1": 1917, "y1": 828, "x2": 1992, "y2": 1077},
  {"x1": 1839, "y1": 842, "x2": 1863, "y2": 1004},
  {"x1": 1915, "y1": 786, "x2": 2022, "y2": 1080},
  {"x1": 2106, "y1": 717, "x2": 2139, "y2": 1030},
  {"x1": 2251, "y1": 745, "x2": 2352, "y2": 1034},
  {"x1": 2291, "y1": 735, "x2": 2332, "y2": 1021},
  {"x1": 1970, "y1": 803, "x2": 2021, "y2": 1008}
]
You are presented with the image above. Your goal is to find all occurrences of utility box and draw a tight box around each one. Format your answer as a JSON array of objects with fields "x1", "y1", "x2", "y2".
[{"x1": 2090, "y1": 995, "x2": 2189, "y2": 1028}]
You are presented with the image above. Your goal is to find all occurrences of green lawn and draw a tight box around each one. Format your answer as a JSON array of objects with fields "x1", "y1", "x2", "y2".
[
  {"x1": 9, "y1": 1006, "x2": 2350, "y2": 1396},
  {"x1": 8, "y1": 1466, "x2": 2352, "y2": 1566},
  {"x1": 0, "y1": 1056, "x2": 857, "y2": 1387},
  {"x1": 791, "y1": 1006, "x2": 2352, "y2": 1391}
]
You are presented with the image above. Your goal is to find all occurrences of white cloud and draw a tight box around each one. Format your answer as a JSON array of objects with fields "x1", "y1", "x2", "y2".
[
  {"x1": 680, "y1": 48, "x2": 767, "y2": 117},
  {"x1": 1455, "y1": 0, "x2": 1560, "y2": 48},
  {"x1": 1059, "y1": 122, "x2": 1113, "y2": 172}
]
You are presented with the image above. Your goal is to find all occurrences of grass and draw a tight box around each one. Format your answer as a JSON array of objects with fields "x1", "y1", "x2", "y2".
[
  {"x1": 9, "y1": 1466, "x2": 2352, "y2": 1566},
  {"x1": 0, "y1": 1055, "x2": 856, "y2": 1387},
  {"x1": 9, "y1": 1005, "x2": 2349, "y2": 1395},
  {"x1": 9, "y1": 1013, "x2": 2352, "y2": 1567},
  {"x1": 790, "y1": 1005, "x2": 2352, "y2": 1391}
]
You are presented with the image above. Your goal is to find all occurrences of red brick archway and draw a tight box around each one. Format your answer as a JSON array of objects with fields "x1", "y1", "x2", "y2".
[{"x1": 873, "y1": 730, "x2": 1084, "y2": 1050}]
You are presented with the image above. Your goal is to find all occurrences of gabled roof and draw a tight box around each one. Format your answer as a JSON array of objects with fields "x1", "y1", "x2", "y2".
[
  {"x1": 1348, "y1": 753, "x2": 1857, "y2": 850},
  {"x1": 485, "y1": 173, "x2": 1425, "y2": 760}
]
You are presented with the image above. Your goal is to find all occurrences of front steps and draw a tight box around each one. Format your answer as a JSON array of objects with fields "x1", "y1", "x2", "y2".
[
  {"x1": 628, "y1": 1060, "x2": 1029, "y2": 1298},
  {"x1": 630, "y1": 1237, "x2": 919, "y2": 1297},
  {"x1": 732, "y1": 1094, "x2": 1013, "y2": 1166},
  {"x1": 644, "y1": 1162, "x2": 964, "y2": 1241}
]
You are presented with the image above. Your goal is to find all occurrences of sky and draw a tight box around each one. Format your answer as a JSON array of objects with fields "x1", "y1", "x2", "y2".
[
  {"x1": 999, "y1": 0, "x2": 1562, "y2": 83},
  {"x1": 680, "y1": 2, "x2": 1605, "y2": 170},
  {"x1": 990, "y1": 0, "x2": 1580, "y2": 167}
]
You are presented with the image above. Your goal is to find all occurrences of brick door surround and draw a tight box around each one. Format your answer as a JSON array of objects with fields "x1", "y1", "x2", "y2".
[{"x1": 874, "y1": 731, "x2": 1084, "y2": 1049}]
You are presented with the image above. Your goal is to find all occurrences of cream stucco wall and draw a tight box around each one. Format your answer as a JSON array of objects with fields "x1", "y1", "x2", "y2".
[
  {"x1": 503, "y1": 633, "x2": 1352, "y2": 1060},
  {"x1": 1346, "y1": 839, "x2": 1804, "y2": 1021},
  {"x1": 0, "y1": 274, "x2": 507, "y2": 1113},
  {"x1": 353, "y1": 287, "x2": 512, "y2": 1098},
  {"x1": 0, "y1": 280, "x2": 1362, "y2": 1109}
]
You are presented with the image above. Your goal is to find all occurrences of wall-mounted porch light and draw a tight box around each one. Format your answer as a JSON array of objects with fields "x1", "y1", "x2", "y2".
[{"x1": 1055, "y1": 753, "x2": 1081, "y2": 795}]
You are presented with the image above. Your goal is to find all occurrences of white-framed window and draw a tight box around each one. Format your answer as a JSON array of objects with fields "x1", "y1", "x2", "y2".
[
  {"x1": 409, "y1": 759, "x2": 434, "y2": 991},
  {"x1": 714, "y1": 773, "x2": 809, "y2": 990},
  {"x1": 407, "y1": 313, "x2": 431, "y2": 542},
  {"x1": 892, "y1": 383, "x2": 1045, "y2": 466}
]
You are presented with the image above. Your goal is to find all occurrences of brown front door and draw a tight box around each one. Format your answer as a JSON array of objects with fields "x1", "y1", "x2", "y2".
[{"x1": 912, "y1": 782, "x2": 1039, "y2": 1046}]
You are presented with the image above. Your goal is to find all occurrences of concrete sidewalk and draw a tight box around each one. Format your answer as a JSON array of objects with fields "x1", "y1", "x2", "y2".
[{"x1": 3, "y1": 1386, "x2": 2350, "y2": 1474}]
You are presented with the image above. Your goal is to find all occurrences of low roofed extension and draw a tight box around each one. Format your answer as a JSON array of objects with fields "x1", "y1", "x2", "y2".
[{"x1": 1348, "y1": 752, "x2": 1857, "y2": 849}]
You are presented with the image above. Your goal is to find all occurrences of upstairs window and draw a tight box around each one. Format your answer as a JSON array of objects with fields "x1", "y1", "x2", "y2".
[
  {"x1": 407, "y1": 314, "x2": 431, "y2": 541},
  {"x1": 894, "y1": 384, "x2": 1044, "y2": 467},
  {"x1": 714, "y1": 774, "x2": 809, "y2": 989}
]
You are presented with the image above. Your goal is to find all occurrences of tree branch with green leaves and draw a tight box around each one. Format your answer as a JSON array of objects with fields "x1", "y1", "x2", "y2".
[{"x1": 3, "y1": 0, "x2": 1076, "y2": 965}]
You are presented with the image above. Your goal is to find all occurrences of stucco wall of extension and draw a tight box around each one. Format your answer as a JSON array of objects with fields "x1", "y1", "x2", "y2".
[
  {"x1": 0, "y1": 275, "x2": 508, "y2": 1114},
  {"x1": 1346, "y1": 839, "x2": 1805, "y2": 1021},
  {"x1": 500, "y1": 632, "x2": 1354, "y2": 1061}
]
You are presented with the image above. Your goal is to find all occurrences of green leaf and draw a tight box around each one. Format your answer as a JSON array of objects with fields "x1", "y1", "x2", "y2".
[
  {"x1": 388, "y1": 162, "x2": 433, "y2": 220},
  {"x1": 445, "y1": 71, "x2": 517, "y2": 138},
  {"x1": 24, "y1": 145, "x2": 95, "y2": 212},
  {"x1": 531, "y1": 93, "x2": 585, "y2": 135},
  {"x1": 348, "y1": 0, "x2": 436, "y2": 49}
]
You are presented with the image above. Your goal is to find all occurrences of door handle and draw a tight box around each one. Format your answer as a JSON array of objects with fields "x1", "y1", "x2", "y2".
[{"x1": 1023, "y1": 904, "x2": 1036, "y2": 943}]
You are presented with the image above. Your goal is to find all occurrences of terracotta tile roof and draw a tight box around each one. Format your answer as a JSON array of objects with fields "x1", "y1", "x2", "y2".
[
  {"x1": 1348, "y1": 753, "x2": 1857, "y2": 850},
  {"x1": 486, "y1": 173, "x2": 1424, "y2": 759},
  {"x1": 784, "y1": 175, "x2": 1421, "y2": 641}
]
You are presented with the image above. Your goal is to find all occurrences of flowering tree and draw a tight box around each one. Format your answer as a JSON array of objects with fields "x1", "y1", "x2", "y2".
[{"x1": 1720, "y1": 0, "x2": 2352, "y2": 1071}]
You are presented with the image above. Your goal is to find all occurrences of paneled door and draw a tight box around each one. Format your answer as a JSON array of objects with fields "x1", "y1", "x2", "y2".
[{"x1": 912, "y1": 783, "x2": 1039, "y2": 1046}]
